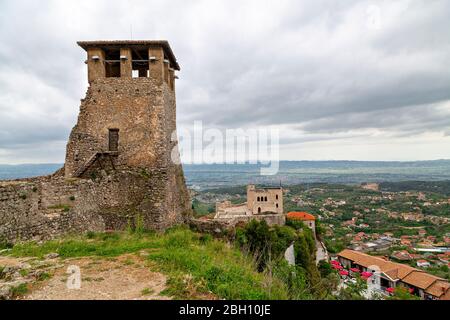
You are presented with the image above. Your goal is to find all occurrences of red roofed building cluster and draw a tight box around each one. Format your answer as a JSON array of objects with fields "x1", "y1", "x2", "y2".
[{"x1": 338, "y1": 249, "x2": 450, "y2": 300}]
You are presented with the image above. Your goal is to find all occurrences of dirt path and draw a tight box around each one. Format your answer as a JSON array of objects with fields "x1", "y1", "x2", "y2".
[{"x1": 3, "y1": 253, "x2": 170, "y2": 300}]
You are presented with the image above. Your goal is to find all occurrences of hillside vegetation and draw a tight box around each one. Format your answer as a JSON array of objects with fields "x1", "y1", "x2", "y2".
[
  {"x1": 2, "y1": 222, "x2": 345, "y2": 300},
  {"x1": 3, "y1": 227, "x2": 290, "y2": 299}
]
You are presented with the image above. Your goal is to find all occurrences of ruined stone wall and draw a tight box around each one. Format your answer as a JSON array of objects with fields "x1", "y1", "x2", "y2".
[
  {"x1": 190, "y1": 214, "x2": 286, "y2": 239},
  {"x1": 0, "y1": 166, "x2": 190, "y2": 243},
  {"x1": 0, "y1": 173, "x2": 103, "y2": 242},
  {"x1": 1, "y1": 74, "x2": 191, "y2": 243}
]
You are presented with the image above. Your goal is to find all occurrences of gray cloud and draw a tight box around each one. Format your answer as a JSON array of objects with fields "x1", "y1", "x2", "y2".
[{"x1": 0, "y1": 0, "x2": 449, "y2": 163}]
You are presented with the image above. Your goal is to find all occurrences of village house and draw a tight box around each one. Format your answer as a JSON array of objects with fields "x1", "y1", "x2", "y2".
[
  {"x1": 287, "y1": 212, "x2": 316, "y2": 237},
  {"x1": 401, "y1": 238, "x2": 413, "y2": 247},
  {"x1": 391, "y1": 250, "x2": 413, "y2": 261},
  {"x1": 417, "y1": 260, "x2": 431, "y2": 268},
  {"x1": 358, "y1": 237, "x2": 395, "y2": 253},
  {"x1": 338, "y1": 250, "x2": 450, "y2": 300}
]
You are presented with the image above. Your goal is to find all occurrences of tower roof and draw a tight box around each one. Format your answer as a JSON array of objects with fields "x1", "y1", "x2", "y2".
[{"x1": 77, "y1": 40, "x2": 180, "y2": 70}]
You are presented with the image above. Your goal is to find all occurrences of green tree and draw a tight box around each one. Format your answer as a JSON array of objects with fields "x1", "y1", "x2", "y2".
[
  {"x1": 388, "y1": 287, "x2": 420, "y2": 300},
  {"x1": 337, "y1": 275, "x2": 368, "y2": 300}
]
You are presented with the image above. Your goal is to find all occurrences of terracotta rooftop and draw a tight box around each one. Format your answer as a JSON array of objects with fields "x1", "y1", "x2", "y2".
[
  {"x1": 77, "y1": 40, "x2": 180, "y2": 70},
  {"x1": 287, "y1": 212, "x2": 316, "y2": 221},
  {"x1": 338, "y1": 249, "x2": 449, "y2": 299}
]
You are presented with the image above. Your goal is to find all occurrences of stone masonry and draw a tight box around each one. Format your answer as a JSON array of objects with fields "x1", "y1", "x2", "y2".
[
  {"x1": 0, "y1": 40, "x2": 191, "y2": 243},
  {"x1": 214, "y1": 185, "x2": 285, "y2": 226}
]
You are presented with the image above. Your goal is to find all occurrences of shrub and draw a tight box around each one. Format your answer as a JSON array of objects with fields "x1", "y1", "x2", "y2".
[
  {"x1": 11, "y1": 283, "x2": 28, "y2": 298},
  {"x1": 37, "y1": 272, "x2": 51, "y2": 281},
  {"x1": 0, "y1": 237, "x2": 13, "y2": 250}
]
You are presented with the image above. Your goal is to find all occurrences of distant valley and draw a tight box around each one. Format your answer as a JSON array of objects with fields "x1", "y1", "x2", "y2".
[{"x1": 2, "y1": 160, "x2": 450, "y2": 191}]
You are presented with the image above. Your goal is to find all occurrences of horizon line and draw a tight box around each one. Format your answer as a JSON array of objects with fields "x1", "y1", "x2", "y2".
[{"x1": 1, "y1": 159, "x2": 450, "y2": 166}]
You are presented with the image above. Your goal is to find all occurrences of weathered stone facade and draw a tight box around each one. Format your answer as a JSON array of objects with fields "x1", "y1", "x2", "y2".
[
  {"x1": 214, "y1": 185, "x2": 285, "y2": 226},
  {"x1": 0, "y1": 40, "x2": 191, "y2": 243}
]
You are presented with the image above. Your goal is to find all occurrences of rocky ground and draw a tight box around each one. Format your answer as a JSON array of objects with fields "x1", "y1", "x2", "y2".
[{"x1": 0, "y1": 250, "x2": 170, "y2": 300}]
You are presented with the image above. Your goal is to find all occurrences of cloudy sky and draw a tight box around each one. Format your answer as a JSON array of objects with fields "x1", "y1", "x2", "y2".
[{"x1": 0, "y1": 0, "x2": 449, "y2": 164}]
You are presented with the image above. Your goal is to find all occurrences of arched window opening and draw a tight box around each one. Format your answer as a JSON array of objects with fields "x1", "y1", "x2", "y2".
[{"x1": 258, "y1": 207, "x2": 262, "y2": 214}]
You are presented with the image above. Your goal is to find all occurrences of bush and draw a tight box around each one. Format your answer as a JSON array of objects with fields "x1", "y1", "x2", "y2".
[
  {"x1": 388, "y1": 287, "x2": 420, "y2": 300},
  {"x1": 0, "y1": 237, "x2": 13, "y2": 250},
  {"x1": 236, "y1": 220, "x2": 295, "y2": 271}
]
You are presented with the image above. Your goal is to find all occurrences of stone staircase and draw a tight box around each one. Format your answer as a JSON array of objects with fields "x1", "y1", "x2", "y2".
[{"x1": 74, "y1": 151, "x2": 118, "y2": 178}]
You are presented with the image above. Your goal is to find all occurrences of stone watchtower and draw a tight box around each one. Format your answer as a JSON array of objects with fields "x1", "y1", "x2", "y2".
[
  {"x1": 66, "y1": 40, "x2": 180, "y2": 178},
  {"x1": 64, "y1": 40, "x2": 191, "y2": 230},
  {"x1": 0, "y1": 40, "x2": 191, "y2": 242}
]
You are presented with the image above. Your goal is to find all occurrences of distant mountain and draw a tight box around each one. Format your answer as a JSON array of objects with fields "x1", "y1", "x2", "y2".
[
  {"x1": 183, "y1": 160, "x2": 450, "y2": 189},
  {"x1": 1, "y1": 160, "x2": 450, "y2": 189},
  {"x1": 0, "y1": 164, "x2": 63, "y2": 180}
]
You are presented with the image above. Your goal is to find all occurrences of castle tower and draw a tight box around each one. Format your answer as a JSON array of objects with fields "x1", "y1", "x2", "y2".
[
  {"x1": 0, "y1": 40, "x2": 191, "y2": 243},
  {"x1": 66, "y1": 40, "x2": 181, "y2": 177},
  {"x1": 64, "y1": 40, "x2": 191, "y2": 230}
]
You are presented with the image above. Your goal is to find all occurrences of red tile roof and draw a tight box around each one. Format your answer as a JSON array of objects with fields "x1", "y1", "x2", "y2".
[
  {"x1": 287, "y1": 212, "x2": 316, "y2": 221},
  {"x1": 338, "y1": 249, "x2": 450, "y2": 299}
]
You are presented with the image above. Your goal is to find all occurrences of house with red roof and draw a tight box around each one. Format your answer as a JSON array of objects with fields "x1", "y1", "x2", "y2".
[
  {"x1": 338, "y1": 249, "x2": 450, "y2": 300},
  {"x1": 287, "y1": 212, "x2": 316, "y2": 236}
]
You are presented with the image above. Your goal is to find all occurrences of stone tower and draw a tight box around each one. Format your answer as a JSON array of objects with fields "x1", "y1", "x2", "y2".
[
  {"x1": 65, "y1": 41, "x2": 181, "y2": 178},
  {"x1": 0, "y1": 40, "x2": 191, "y2": 242},
  {"x1": 64, "y1": 40, "x2": 191, "y2": 229}
]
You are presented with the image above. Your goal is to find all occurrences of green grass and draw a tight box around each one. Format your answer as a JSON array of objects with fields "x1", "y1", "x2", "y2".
[
  {"x1": 11, "y1": 283, "x2": 28, "y2": 298},
  {"x1": 7, "y1": 231, "x2": 160, "y2": 259},
  {"x1": 37, "y1": 272, "x2": 51, "y2": 281},
  {"x1": 4, "y1": 227, "x2": 289, "y2": 300},
  {"x1": 147, "y1": 228, "x2": 288, "y2": 300},
  {"x1": 141, "y1": 288, "x2": 154, "y2": 296}
]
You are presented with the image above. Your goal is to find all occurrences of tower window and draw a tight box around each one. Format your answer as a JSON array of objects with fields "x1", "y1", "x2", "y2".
[
  {"x1": 105, "y1": 49, "x2": 121, "y2": 78},
  {"x1": 258, "y1": 207, "x2": 262, "y2": 214},
  {"x1": 276, "y1": 195, "x2": 279, "y2": 200},
  {"x1": 265, "y1": 197, "x2": 268, "y2": 202},
  {"x1": 132, "y1": 49, "x2": 150, "y2": 78},
  {"x1": 108, "y1": 129, "x2": 119, "y2": 152}
]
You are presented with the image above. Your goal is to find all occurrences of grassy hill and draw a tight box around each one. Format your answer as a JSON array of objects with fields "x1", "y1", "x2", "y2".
[{"x1": 2, "y1": 227, "x2": 290, "y2": 300}]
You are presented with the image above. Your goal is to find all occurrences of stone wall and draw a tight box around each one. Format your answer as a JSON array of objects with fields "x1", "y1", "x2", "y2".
[
  {"x1": 0, "y1": 166, "x2": 191, "y2": 243},
  {"x1": 246, "y1": 185, "x2": 283, "y2": 215},
  {"x1": 189, "y1": 214, "x2": 286, "y2": 239},
  {"x1": 65, "y1": 77, "x2": 170, "y2": 177}
]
